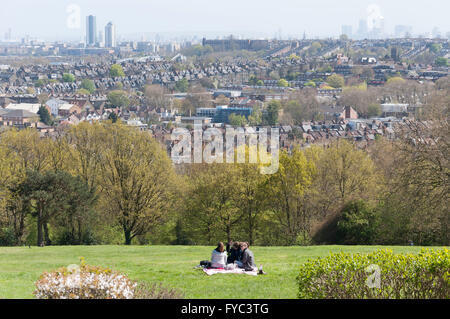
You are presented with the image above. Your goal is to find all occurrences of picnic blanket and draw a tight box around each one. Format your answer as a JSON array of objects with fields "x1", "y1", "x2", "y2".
[{"x1": 202, "y1": 267, "x2": 258, "y2": 276}]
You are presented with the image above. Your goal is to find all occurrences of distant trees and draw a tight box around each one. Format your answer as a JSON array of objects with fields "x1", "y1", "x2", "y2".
[
  {"x1": 80, "y1": 79, "x2": 96, "y2": 94},
  {"x1": 326, "y1": 74, "x2": 345, "y2": 88},
  {"x1": 110, "y1": 64, "x2": 125, "y2": 77},
  {"x1": 107, "y1": 90, "x2": 130, "y2": 108},
  {"x1": 435, "y1": 57, "x2": 449, "y2": 67},
  {"x1": 175, "y1": 78, "x2": 189, "y2": 92},
  {"x1": 263, "y1": 100, "x2": 280, "y2": 125},
  {"x1": 37, "y1": 105, "x2": 53, "y2": 126},
  {"x1": 228, "y1": 114, "x2": 248, "y2": 126},
  {"x1": 62, "y1": 73, "x2": 75, "y2": 83},
  {"x1": 277, "y1": 79, "x2": 289, "y2": 87}
]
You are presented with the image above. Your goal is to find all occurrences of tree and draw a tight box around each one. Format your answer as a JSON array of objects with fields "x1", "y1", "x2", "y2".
[
  {"x1": 326, "y1": 74, "x2": 345, "y2": 88},
  {"x1": 175, "y1": 78, "x2": 189, "y2": 92},
  {"x1": 80, "y1": 79, "x2": 96, "y2": 94},
  {"x1": 107, "y1": 90, "x2": 130, "y2": 108},
  {"x1": 62, "y1": 73, "x2": 75, "y2": 83},
  {"x1": 110, "y1": 64, "x2": 125, "y2": 77},
  {"x1": 144, "y1": 84, "x2": 171, "y2": 110},
  {"x1": 228, "y1": 114, "x2": 247, "y2": 126},
  {"x1": 277, "y1": 79, "x2": 289, "y2": 87},
  {"x1": 183, "y1": 164, "x2": 244, "y2": 244},
  {"x1": 14, "y1": 170, "x2": 95, "y2": 246},
  {"x1": 264, "y1": 100, "x2": 280, "y2": 125},
  {"x1": 98, "y1": 123, "x2": 176, "y2": 245},
  {"x1": 265, "y1": 149, "x2": 317, "y2": 245},
  {"x1": 315, "y1": 140, "x2": 380, "y2": 206},
  {"x1": 367, "y1": 103, "x2": 382, "y2": 118},
  {"x1": 108, "y1": 112, "x2": 118, "y2": 123},
  {"x1": 37, "y1": 105, "x2": 53, "y2": 126},
  {"x1": 336, "y1": 200, "x2": 377, "y2": 244},
  {"x1": 435, "y1": 57, "x2": 449, "y2": 67}
]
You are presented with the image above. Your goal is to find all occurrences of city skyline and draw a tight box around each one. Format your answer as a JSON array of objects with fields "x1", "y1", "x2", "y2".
[{"x1": 0, "y1": 0, "x2": 449, "y2": 42}]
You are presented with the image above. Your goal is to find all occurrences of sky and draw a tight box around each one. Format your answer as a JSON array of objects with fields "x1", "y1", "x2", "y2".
[{"x1": 0, "y1": 0, "x2": 449, "y2": 41}]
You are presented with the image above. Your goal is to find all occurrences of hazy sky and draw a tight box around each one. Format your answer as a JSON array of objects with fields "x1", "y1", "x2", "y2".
[{"x1": 0, "y1": 0, "x2": 449, "y2": 41}]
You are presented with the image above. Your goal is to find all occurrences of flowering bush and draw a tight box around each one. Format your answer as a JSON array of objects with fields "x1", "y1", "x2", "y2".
[
  {"x1": 297, "y1": 249, "x2": 449, "y2": 299},
  {"x1": 34, "y1": 258, "x2": 136, "y2": 299}
]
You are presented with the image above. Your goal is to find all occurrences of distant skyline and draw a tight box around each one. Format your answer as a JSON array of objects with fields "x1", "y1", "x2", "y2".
[{"x1": 0, "y1": 0, "x2": 449, "y2": 41}]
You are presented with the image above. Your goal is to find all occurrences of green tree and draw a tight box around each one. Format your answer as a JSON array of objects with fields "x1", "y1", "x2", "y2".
[
  {"x1": 175, "y1": 78, "x2": 189, "y2": 92},
  {"x1": 110, "y1": 64, "x2": 125, "y2": 77},
  {"x1": 80, "y1": 79, "x2": 96, "y2": 94},
  {"x1": 265, "y1": 149, "x2": 317, "y2": 245},
  {"x1": 367, "y1": 103, "x2": 382, "y2": 118},
  {"x1": 435, "y1": 57, "x2": 449, "y2": 67},
  {"x1": 14, "y1": 170, "x2": 95, "y2": 246},
  {"x1": 264, "y1": 100, "x2": 280, "y2": 125},
  {"x1": 62, "y1": 73, "x2": 75, "y2": 83},
  {"x1": 37, "y1": 106, "x2": 53, "y2": 126},
  {"x1": 107, "y1": 90, "x2": 130, "y2": 108},
  {"x1": 277, "y1": 78, "x2": 289, "y2": 87},
  {"x1": 336, "y1": 200, "x2": 378, "y2": 244},
  {"x1": 98, "y1": 123, "x2": 176, "y2": 245},
  {"x1": 228, "y1": 114, "x2": 248, "y2": 126},
  {"x1": 326, "y1": 74, "x2": 345, "y2": 88}
]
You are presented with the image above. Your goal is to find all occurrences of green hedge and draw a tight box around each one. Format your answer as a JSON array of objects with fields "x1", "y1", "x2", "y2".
[{"x1": 297, "y1": 249, "x2": 449, "y2": 299}]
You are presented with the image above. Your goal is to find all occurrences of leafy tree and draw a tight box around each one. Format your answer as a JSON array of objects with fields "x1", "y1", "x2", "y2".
[
  {"x1": 175, "y1": 78, "x2": 189, "y2": 92},
  {"x1": 265, "y1": 149, "x2": 317, "y2": 245},
  {"x1": 37, "y1": 105, "x2": 53, "y2": 126},
  {"x1": 62, "y1": 73, "x2": 75, "y2": 83},
  {"x1": 80, "y1": 79, "x2": 96, "y2": 94},
  {"x1": 107, "y1": 90, "x2": 130, "y2": 108},
  {"x1": 336, "y1": 200, "x2": 378, "y2": 244},
  {"x1": 429, "y1": 43, "x2": 442, "y2": 54},
  {"x1": 367, "y1": 103, "x2": 382, "y2": 118},
  {"x1": 277, "y1": 79, "x2": 289, "y2": 87},
  {"x1": 108, "y1": 112, "x2": 118, "y2": 123},
  {"x1": 327, "y1": 74, "x2": 345, "y2": 88},
  {"x1": 435, "y1": 57, "x2": 449, "y2": 67},
  {"x1": 98, "y1": 123, "x2": 176, "y2": 245},
  {"x1": 263, "y1": 100, "x2": 280, "y2": 126},
  {"x1": 304, "y1": 80, "x2": 316, "y2": 88},
  {"x1": 110, "y1": 64, "x2": 125, "y2": 77},
  {"x1": 228, "y1": 114, "x2": 248, "y2": 126},
  {"x1": 14, "y1": 170, "x2": 95, "y2": 246}
]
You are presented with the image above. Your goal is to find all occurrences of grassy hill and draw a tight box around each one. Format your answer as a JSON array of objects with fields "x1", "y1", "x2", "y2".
[{"x1": 0, "y1": 245, "x2": 440, "y2": 299}]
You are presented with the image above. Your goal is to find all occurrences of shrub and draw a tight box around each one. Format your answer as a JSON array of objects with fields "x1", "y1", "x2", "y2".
[
  {"x1": 297, "y1": 249, "x2": 449, "y2": 299},
  {"x1": 34, "y1": 258, "x2": 136, "y2": 299},
  {"x1": 134, "y1": 282, "x2": 184, "y2": 299}
]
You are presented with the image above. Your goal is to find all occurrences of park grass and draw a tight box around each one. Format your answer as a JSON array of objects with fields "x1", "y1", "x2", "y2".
[{"x1": 0, "y1": 245, "x2": 444, "y2": 299}]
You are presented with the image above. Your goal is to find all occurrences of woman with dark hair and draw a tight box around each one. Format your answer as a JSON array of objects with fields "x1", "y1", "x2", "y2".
[
  {"x1": 227, "y1": 241, "x2": 242, "y2": 264},
  {"x1": 210, "y1": 242, "x2": 227, "y2": 268}
]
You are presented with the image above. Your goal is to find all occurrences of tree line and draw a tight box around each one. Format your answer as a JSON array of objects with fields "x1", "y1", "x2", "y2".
[{"x1": 0, "y1": 104, "x2": 448, "y2": 246}]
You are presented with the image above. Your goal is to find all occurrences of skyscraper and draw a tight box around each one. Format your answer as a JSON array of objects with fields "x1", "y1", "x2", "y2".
[
  {"x1": 105, "y1": 22, "x2": 116, "y2": 48},
  {"x1": 86, "y1": 15, "x2": 97, "y2": 46},
  {"x1": 341, "y1": 25, "x2": 353, "y2": 38},
  {"x1": 357, "y1": 19, "x2": 368, "y2": 39}
]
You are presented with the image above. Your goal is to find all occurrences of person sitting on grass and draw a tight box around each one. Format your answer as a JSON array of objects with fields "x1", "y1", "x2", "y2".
[
  {"x1": 239, "y1": 242, "x2": 256, "y2": 271},
  {"x1": 227, "y1": 241, "x2": 242, "y2": 265},
  {"x1": 210, "y1": 242, "x2": 227, "y2": 269}
]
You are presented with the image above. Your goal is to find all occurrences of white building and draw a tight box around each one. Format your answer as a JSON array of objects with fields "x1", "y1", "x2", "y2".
[
  {"x1": 45, "y1": 98, "x2": 66, "y2": 116},
  {"x1": 5, "y1": 103, "x2": 41, "y2": 114}
]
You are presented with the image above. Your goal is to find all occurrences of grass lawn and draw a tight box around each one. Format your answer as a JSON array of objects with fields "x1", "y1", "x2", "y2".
[{"x1": 0, "y1": 245, "x2": 443, "y2": 299}]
